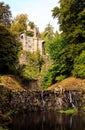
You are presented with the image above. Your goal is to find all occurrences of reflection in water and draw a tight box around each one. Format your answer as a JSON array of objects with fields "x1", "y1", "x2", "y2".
[{"x1": 9, "y1": 112, "x2": 85, "y2": 130}]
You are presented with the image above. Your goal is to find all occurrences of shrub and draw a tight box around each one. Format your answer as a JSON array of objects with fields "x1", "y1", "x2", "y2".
[{"x1": 41, "y1": 64, "x2": 67, "y2": 89}]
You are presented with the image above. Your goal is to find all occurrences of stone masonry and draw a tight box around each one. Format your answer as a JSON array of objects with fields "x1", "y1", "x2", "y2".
[
  {"x1": 10, "y1": 90, "x2": 85, "y2": 112},
  {"x1": 0, "y1": 85, "x2": 85, "y2": 113},
  {"x1": 19, "y1": 26, "x2": 45, "y2": 55}
]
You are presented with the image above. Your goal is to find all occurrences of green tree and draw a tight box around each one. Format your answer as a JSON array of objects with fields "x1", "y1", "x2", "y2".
[
  {"x1": 41, "y1": 23, "x2": 54, "y2": 42},
  {"x1": 40, "y1": 23, "x2": 55, "y2": 53},
  {"x1": 28, "y1": 21, "x2": 35, "y2": 29},
  {"x1": 0, "y1": 2, "x2": 12, "y2": 27},
  {"x1": 46, "y1": 33, "x2": 67, "y2": 61},
  {"x1": 60, "y1": 43, "x2": 85, "y2": 75},
  {"x1": 52, "y1": 0, "x2": 85, "y2": 44},
  {"x1": 41, "y1": 35, "x2": 68, "y2": 88},
  {"x1": 10, "y1": 14, "x2": 28, "y2": 35},
  {"x1": 72, "y1": 50, "x2": 85, "y2": 78},
  {"x1": 41, "y1": 34, "x2": 85, "y2": 88},
  {"x1": 20, "y1": 51, "x2": 44, "y2": 79},
  {"x1": 44, "y1": 23, "x2": 54, "y2": 41},
  {"x1": 41, "y1": 64, "x2": 67, "y2": 89},
  {"x1": 0, "y1": 24, "x2": 21, "y2": 74}
]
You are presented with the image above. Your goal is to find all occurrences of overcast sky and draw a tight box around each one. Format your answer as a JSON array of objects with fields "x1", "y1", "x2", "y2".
[{"x1": 2, "y1": 0, "x2": 59, "y2": 32}]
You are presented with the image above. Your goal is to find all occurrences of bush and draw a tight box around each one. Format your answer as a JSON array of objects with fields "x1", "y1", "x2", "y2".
[
  {"x1": 55, "y1": 75, "x2": 66, "y2": 82},
  {"x1": 41, "y1": 69, "x2": 56, "y2": 89},
  {"x1": 41, "y1": 64, "x2": 67, "y2": 89},
  {"x1": 18, "y1": 51, "x2": 44, "y2": 80}
]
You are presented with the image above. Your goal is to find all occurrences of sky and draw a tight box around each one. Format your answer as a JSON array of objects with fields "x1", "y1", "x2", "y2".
[{"x1": 1, "y1": 0, "x2": 59, "y2": 32}]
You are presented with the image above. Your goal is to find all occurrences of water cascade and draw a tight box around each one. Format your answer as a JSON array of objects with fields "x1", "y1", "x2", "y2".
[
  {"x1": 10, "y1": 89, "x2": 83, "y2": 111},
  {"x1": 41, "y1": 90, "x2": 45, "y2": 110},
  {"x1": 69, "y1": 91, "x2": 75, "y2": 108}
]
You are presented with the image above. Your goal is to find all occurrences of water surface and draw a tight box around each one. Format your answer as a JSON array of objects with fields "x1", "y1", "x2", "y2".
[{"x1": 9, "y1": 111, "x2": 85, "y2": 130}]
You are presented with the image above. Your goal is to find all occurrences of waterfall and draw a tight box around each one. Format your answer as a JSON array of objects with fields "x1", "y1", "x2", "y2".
[
  {"x1": 69, "y1": 91, "x2": 72, "y2": 103},
  {"x1": 69, "y1": 91, "x2": 75, "y2": 108},
  {"x1": 41, "y1": 90, "x2": 45, "y2": 109}
]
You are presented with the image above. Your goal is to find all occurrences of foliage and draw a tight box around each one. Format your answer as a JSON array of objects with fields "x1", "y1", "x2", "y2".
[
  {"x1": 28, "y1": 21, "x2": 35, "y2": 29},
  {"x1": 26, "y1": 30, "x2": 34, "y2": 37},
  {"x1": 81, "y1": 106, "x2": 85, "y2": 112},
  {"x1": 59, "y1": 109, "x2": 78, "y2": 114},
  {"x1": 0, "y1": 24, "x2": 22, "y2": 74},
  {"x1": 41, "y1": 34, "x2": 85, "y2": 88},
  {"x1": 55, "y1": 75, "x2": 66, "y2": 82},
  {"x1": 41, "y1": 35, "x2": 68, "y2": 88},
  {"x1": 72, "y1": 50, "x2": 85, "y2": 78},
  {"x1": 0, "y1": 2, "x2": 12, "y2": 27},
  {"x1": 10, "y1": 14, "x2": 28, "y2": 35},
  {"x1": 60, "y1": 43, "x2": 85, "y2": 75},
  {"x1": 52, "y1": 0, "x2": 85, "y2": 44},
  {"x1": 41, "y1": 64, "x2": 67, "y2": 89},
  {"x1": 0, "y1": 85, "x2": 11, "y2": 113},
  {"x1": 50, "y1": 0, "x2": 85, "y2": 83},
  {"x1": 46, "y1": 33, "x2": 67, "y2": 61},
  {"x1": 40, "y1": 23, "x2": 54, "y2": 52},
  {"x1": 20, "y1": 51, "x2": 44, "y2": 79},
  {"x1": 41, "y1": 66, "x2": 56, "y2": 89},
  {"x1": 43, "y1": 23, "x2": 54, "y2": 41}
]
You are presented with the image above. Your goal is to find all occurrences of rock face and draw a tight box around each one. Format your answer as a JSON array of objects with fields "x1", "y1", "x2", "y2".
[
  {"x1": 10, "y1": 90, "x2": 85, "y2": 112},
  {"x1": 0, "y1": 85, "x2": 85, "y2": 112}
]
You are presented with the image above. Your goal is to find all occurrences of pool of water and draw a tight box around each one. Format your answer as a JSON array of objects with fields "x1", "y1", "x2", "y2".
[{"x1": 7, "y1": 111, "x2": 85, "y2": 130}]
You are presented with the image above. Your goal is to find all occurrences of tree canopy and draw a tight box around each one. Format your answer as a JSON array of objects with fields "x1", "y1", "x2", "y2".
[
  {"x1": 10, "y1": 14, "x2": 28, "y2": 35},
  {"x1": 41, "y1": 0, "x2": 85, "y2": 88},
  {"x1": 0, "y1": 24, "x2": 21, "y2": 74},
  {"x1": 41, "y1": 23, "x2": 54, "y2": 42},
  {"x1": 52, "y1": 0, "x2": 85, "y2": 44},
  {"x1": 0, "y1": 2, "x2": 12, "y2": 27}
]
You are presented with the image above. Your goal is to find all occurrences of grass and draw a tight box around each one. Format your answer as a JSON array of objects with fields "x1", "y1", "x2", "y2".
[{"x1": 59, "y1": 108, "x2": 78, "y2": 114}]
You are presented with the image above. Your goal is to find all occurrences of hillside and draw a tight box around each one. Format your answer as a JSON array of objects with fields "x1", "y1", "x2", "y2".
[
  {"x1": 0, "y1": 75, "x2": 85, "y2": 91},
  {"x1": 0, "y1": 75, "x2": 24, "y2": 91},
  {"x1": 47, "y1": 77, "x2": 85, "y2": 91}
]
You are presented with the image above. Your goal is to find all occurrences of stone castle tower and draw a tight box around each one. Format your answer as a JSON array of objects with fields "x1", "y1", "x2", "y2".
[{"x1": 19, "y1": 26, "x2": 45, "y2": 55}]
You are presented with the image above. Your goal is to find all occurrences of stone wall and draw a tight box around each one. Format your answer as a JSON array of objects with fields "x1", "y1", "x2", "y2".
[
  {"x1": 10, "y1": 90, "x2": 85, "y2": 112},
  {"x1": 0, "y1": 85, "x2": 85, "y2": 113},
  {"x1": 19, "y1": 31, "x2": 45, "y2": 56}
]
